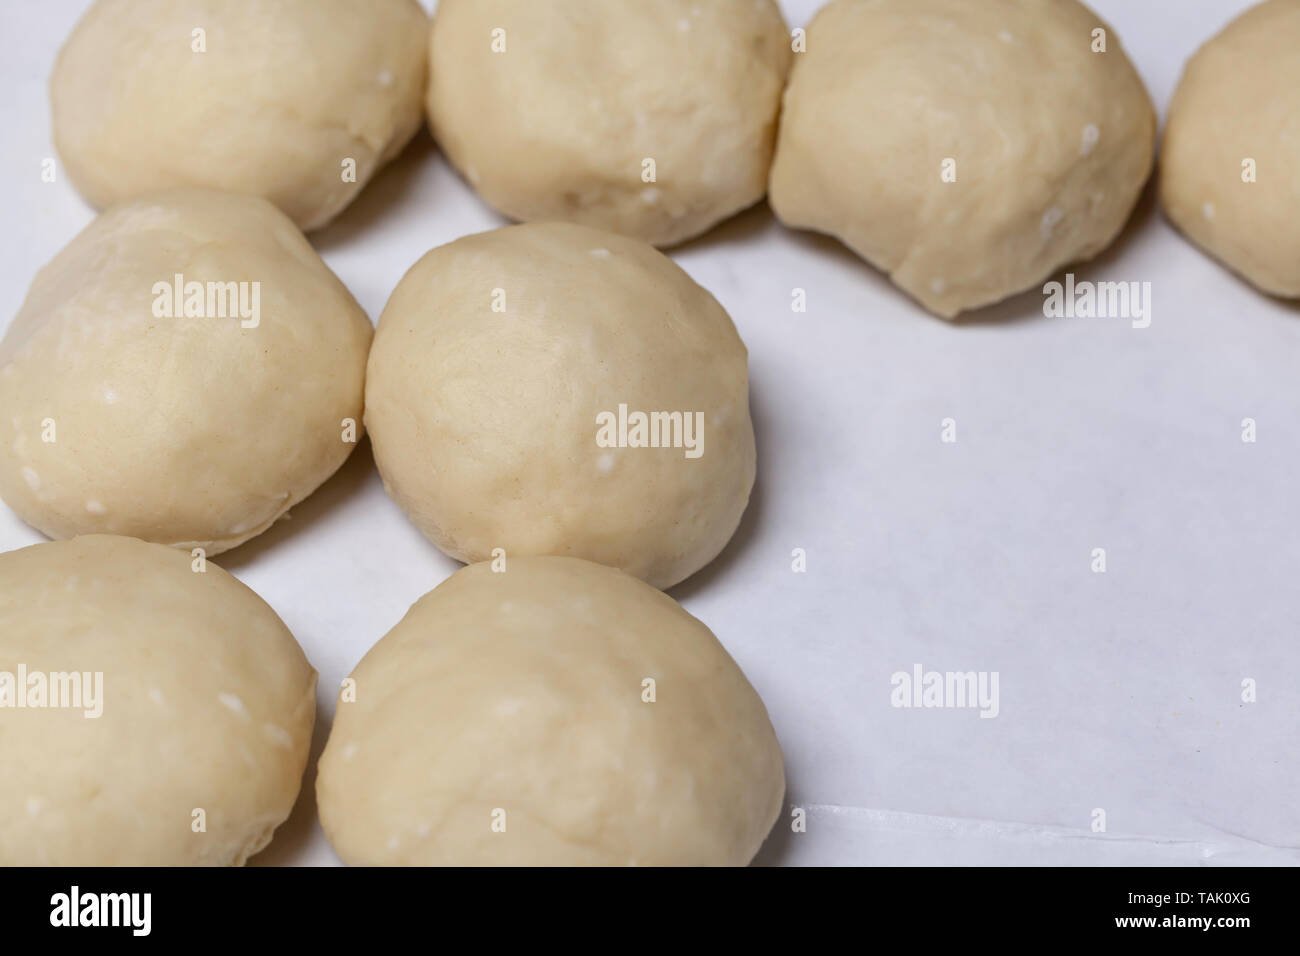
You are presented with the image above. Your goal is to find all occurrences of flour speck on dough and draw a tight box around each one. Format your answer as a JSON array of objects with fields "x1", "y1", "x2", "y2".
[
  {"x1": 1081, "y1": 124, "x2": 1100, "y2": 157},
  {"x1": 1040, "y1": 206, "x2": 1065, "y2": 239},
  {"x1": 219, "y1": 692, "x2": 250, "y2": 720},
  {"x1": 264, "y1": 723, "x2": 294, "y2": 749}
]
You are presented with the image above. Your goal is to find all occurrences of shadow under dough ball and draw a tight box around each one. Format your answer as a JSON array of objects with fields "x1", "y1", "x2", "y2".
[
  {"x1": 427, "y1": 0, "x2": 792, "y2": 247},
  {"x1": 768, "y1": 0, "x2": 1156, "y2": 318},
  {"x1": 364, "y1": 222, "x2": 756, "y2": 591},
  {"x1": 1160, "y1": 0, "x2": 1300, "y2": 298},
  {"x1": 317, "y1": 556, "x2": 784, "y2": 866},
  {"x1": 0, "y1": 535, "x2": 316, "y2": 866},
  {"x1": 0, "y1": 189, "x2": 373, "y2": 554},
  {"x1": 50, "y1": 0, "x2": 428, "y2": 231}
]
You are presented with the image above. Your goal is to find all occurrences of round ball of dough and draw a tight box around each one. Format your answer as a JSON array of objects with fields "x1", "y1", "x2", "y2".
[
  {"x1": 51, "y1": 0, "x2": 427, "y2": 231},
  {"x1": 769, "y1": 0, "x2": 1156, "y2": 318},
  {"x1": 0, "y1": 535, "x2": 316, "y2": 866},
  {"x1": 317, "y1": 556, "x2": 784, "y2": 866},
  {"x1": 1160, "y1": 0, "x2": 1300, "y2": 297},
  {"x1": 365, "y1": 222, "x2": 755, "y2": 591},
  {"x1": 0, "y1": 189, "x2": 373, "y2": 555},
  {"x1": 427, "y1": 0, "x2": 792, "y2": 246}
]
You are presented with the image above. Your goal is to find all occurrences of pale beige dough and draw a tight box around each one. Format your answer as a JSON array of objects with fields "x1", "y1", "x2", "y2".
[
  {"x1": 0, "y1": 189, "x2": 372, "y2": 554},
  {"x1": 427, "y1": 0, "x2": 792, "y2": 246},
  {"x1": 51, "y1": 0, "x2": 428, "y2": 231},
  {"x1": 769, "y1": 0, "x2": 1156, "y2": 318},
  {"x1": 364, "y1": 222, "x2": 755, "y2": 591},
  {"x1": 317, "y1": 556, "x2": 784, "y2": 866},
  {"x1": 1160, "y1": 0, "x2": 1300, "y2": 298},
  {"x1": 0, "y1": 535, "x2": 316, "y2": 866}
]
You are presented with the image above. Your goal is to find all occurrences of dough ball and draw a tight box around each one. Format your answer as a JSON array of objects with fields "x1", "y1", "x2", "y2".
[
  {"x1": 317, "y1": 556, "x2": 784, "y2": 866},
  {"x1": 365, "y1": 222, "x2": 755, "y2": 591},
  {"x1": 0, "y1": 189, "x2": 372, "y2": 555},
  {"x1": 769, "y1": 0, "x2": 1156, "y2": 318},
  {"x1": 51, "y1": 0, "x2": 427, "y2": 231},
  {"x1": 0, "y1": 535, "x2": 316, "y2": 866},
  {"x1": 1160, "y1": 0, "x2": 1300, "y2": 297},
  {"x1": 427, "y1": 0, "x2": 792, "y2": 246}
]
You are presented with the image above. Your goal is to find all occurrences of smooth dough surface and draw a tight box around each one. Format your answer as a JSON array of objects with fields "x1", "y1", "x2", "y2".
[
  {"x1": 427, "y1": 0, "x2": 792, "y2": 246},
  {"x1": 0, "y1": 535, "x2": 316, "y2": 866},
  {"x1": 51, "y1": 0, "x2": 427, "y2": 231},
  {"x1": 365, "y1": 222, "x2": 756, "y2": 591},
  {"x1": 769, "y1": 0, "x2": 1156, "y2": 318},
  {"x1": 0, "y1": 189, "x2": 372, "y2": 554},
  {"x1": 317, "y1": 556, "x2": 784, "y2": 866},
  {"x1": 1160, "y1": 0, "x2": 1300, "y2": 297}
]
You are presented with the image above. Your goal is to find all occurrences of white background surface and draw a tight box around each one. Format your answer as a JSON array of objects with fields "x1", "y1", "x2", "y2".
[{"x1": 1, "y1": 0, "x2": 1297, "y2": 866}]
